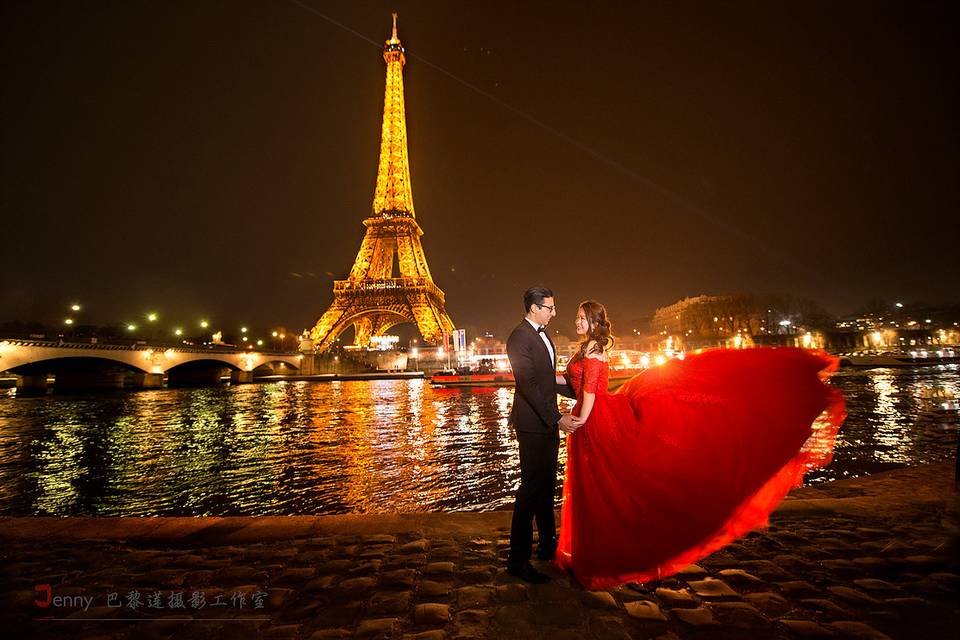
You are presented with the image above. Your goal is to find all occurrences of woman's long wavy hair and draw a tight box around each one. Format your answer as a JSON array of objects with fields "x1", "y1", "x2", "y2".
[{"x1": 576, "y1": 300, "x2": 614, "y2": 359}]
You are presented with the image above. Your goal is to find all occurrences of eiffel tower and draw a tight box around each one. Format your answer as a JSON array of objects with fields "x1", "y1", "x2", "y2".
[{"x1": 309, "y1": 15, "x2": 455, "y2": 351}]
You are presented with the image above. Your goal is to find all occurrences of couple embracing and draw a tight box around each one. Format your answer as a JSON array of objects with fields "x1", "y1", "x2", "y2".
[{"x1": 505, "y1": 286, "x2": 845, "y2": 589}]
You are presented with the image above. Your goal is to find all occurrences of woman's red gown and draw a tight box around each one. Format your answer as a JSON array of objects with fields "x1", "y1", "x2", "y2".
[{"x1": 555, "y1": 347, "x2": 845, "y2": 590}]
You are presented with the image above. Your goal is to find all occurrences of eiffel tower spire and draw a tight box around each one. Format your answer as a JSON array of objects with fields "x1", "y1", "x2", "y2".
[
  {"x1": 309, "y1": 15, "x2": 455, "y2": 351},
  {"x1": 373, "y1": 12, "x2": 415, "y2": 218}
]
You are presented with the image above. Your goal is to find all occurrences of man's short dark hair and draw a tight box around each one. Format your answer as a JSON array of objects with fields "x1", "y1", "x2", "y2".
[{"x1": 523, "y1": 286, "x2": 554, "y2": 313}]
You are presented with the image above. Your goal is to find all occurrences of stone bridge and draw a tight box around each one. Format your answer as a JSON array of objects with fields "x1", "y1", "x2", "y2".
[{"x1": 0, "y1": 339, "x2": 303, "y2": 393}]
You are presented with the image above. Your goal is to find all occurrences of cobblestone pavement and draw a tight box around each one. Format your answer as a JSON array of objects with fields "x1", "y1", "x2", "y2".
[{"x1": 2, "y1": 463, "x2": 957, "y2": 640}]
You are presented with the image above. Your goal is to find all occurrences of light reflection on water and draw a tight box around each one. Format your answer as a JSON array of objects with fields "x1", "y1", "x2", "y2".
[
  {"x1": 0, "y1": 365, "x2": 956, "y2": 515},
  {"x1": 805, "y1": 364, "x2": 959, "y2": 482}
]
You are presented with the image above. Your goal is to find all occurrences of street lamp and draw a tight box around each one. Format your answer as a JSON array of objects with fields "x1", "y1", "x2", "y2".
[
  {"x1": 70, "y1": 304, "x2": 81, "y2": 312},
  {"x1": 147, "y1": 313, "x2": 158, "y2": 322},
  {"x1": 410, "y1": 347, "x2": 419, "y2": 372},
  {"x1": 200, "y1": 320, "x2": 209, "y2": 329}
]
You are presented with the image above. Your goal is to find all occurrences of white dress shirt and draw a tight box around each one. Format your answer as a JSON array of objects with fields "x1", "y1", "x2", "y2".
[{"x1": 526, "y1": 318, "x2": 555, "y2": 368}]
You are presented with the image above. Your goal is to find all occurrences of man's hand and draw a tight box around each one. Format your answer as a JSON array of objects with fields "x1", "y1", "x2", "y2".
[{"x1": 558, "y1": 414, "x2": 583, "y2": 434}]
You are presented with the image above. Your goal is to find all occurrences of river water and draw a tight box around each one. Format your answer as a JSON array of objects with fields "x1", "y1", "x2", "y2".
[{"x1": 0, "y1": 366, "x2": 957, "y2": 516}]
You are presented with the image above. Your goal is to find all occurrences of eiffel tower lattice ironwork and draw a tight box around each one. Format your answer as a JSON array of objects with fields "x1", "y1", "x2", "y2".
[{"x1": 309, "y1": 15, "x2": 455, "y2": 351}]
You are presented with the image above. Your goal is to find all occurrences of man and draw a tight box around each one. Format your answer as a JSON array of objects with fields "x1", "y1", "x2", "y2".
[{"x1": 506, "y1": 285, "x2": 581, "y2": 583}]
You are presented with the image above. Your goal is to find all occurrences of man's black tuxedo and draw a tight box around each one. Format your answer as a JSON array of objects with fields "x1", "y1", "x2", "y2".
[{"x1": 506, "y1": 319, "x2": 574, "y2": 564}]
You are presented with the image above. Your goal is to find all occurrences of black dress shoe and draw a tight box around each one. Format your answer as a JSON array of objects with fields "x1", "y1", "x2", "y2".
[
  {"x1": 536, "y1": 540, "x2": 558, "y2": 560},
  {"x1": 507, "y1": 561, "x2": 550, "y2": 583}
]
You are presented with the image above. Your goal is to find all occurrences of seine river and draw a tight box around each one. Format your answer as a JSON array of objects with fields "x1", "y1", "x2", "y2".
[{"x1": 0, "y1": 366, "x2": 957, "y2": 517}]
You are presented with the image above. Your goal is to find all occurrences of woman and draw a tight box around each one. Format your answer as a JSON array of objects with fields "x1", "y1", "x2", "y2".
[{"x1": 554, "y1": 301, "x2": 845, "y2": 589}]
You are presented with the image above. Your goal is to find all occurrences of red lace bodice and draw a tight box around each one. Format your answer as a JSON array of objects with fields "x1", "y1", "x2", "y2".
[{"x1": 566, "y1": 355, "x2": 609, "y2": 404}]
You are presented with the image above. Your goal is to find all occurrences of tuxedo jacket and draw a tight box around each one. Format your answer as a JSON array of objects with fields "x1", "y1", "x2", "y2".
[{"x1": 507, "y1": 320, "x2": 575, "y2": 434}]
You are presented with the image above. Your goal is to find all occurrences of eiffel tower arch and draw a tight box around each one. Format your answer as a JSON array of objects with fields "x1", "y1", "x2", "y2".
[{"x1": 310, "y1": 15, "x2": 455, "y2": 352}]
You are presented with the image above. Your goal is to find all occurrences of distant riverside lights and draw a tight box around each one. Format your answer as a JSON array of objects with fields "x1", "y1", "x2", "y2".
[
  {"x1": 200, "y1": 320, "x2": 209, "y2": 328},
  {"x1": 64, "y1": 318, "x2": 74, "y2": 325},
  {"x1": 71, "y1": 304, "x2": 81, "y2": 312},
  {"x1": 147, "y1": 313, "x2": 158, "y2": 322},
  {"x1": 895, "y1": 302, "x2": 904, "y2": 308},
  {"x1": 127, "y1": 324, "x2": 137, "y2": 331}
]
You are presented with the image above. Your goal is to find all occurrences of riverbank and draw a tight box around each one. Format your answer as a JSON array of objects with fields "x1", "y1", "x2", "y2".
[{"x1": 2, "y1": 463, "x2": 957, "y2": 639}]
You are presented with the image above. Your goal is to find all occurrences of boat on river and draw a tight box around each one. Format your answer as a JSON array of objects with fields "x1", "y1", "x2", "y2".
[
  {"x1": 840, "y1": 348, "x2": 958, "y2": 368},
  {"x1": 430, "y1": 367, "x2": 646, "y2": 389}
]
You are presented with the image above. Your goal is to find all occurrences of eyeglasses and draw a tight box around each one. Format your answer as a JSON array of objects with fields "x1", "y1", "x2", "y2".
[{"x1": 536, "y1": 303, "x2": 556, "y2": 312}]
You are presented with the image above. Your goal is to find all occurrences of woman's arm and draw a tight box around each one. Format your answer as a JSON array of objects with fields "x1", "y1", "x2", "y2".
[{"x1": 577, "y1": 391, "x2": 596, "y2": 422}]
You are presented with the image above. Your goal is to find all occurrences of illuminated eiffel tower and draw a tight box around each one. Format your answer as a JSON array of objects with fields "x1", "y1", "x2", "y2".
[{"x1": 310, "y1": 14, "x2": 455, "y2": 351}]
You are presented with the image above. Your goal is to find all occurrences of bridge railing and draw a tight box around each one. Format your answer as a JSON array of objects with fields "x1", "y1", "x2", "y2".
[{"x1": 0, "y1": 338, "x2": 299, "y2": 356}]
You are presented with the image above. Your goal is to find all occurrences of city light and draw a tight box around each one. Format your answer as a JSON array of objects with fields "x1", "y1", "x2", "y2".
[
  {"x1": 147, "y1": 313, "x2": 158, "y2": 322},
  {"x1": 64, "y1": 318, "x2": 74, "y2": 325},
  {"x1": 200, "y1": 320, "x2": 209, "y2": 328},
  {"x1": 127, "y1": 324, "x2": 137, "y2": 331},
  {"x1": 272, "y1": 331, "x2": 278, "y2": 337},
  {"x1": 70, "y1": 304, "x2": 81, "y2": 312},
  {"x1": 895, "y1": 302, "x2": 903, "y2": 308},
  {"x1": 241, "y1": 327, "x2": 248, "y2": 333},
  {"x1": 174, "y1": 328, "x2": 183, "y2": 336},
  {"x1": 257, "y1": 339, "x2": 263, "y2": 346}
]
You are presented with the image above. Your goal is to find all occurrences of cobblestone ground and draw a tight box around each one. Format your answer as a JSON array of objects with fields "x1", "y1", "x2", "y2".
[{"x1": 2, "y1": 464, "x2": 958, "y2": 640}]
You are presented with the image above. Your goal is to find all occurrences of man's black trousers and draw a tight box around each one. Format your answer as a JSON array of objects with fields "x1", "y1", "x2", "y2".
[{"x1": 509, "y1": 430, "x2": 560, "y2": 563}]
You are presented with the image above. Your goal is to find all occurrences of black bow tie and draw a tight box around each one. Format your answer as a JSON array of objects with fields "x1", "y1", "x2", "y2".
[{"x1": 537, "y1": 326, "x2": 545, "y2": 333}]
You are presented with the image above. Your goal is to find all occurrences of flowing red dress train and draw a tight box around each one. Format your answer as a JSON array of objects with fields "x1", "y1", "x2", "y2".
[{"x1": 554, "y1": 347, "x2": 845, "y2": 590}]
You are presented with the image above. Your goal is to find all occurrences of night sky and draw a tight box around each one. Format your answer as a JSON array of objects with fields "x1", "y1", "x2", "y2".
[{"x1": 2, "y1": 1, "x2": 957, "y2": 338}]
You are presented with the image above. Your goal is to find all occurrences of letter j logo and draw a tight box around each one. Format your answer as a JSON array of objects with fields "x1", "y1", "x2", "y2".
[{"x1": 34, "y1": 584, "x2": 52, "y2": 607}]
